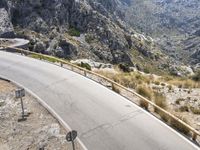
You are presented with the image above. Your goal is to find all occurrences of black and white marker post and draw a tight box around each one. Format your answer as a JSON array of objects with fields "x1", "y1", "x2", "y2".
[
  {"x1": 66, "y1": 130, "x2": 78, "y2": 150},
  {"x1": 15, "y1": 88, "x2": 27, "y2": 122}
]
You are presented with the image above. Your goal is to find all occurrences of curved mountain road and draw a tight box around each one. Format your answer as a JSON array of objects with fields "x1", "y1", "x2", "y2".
[{"x1": 0, "y1": 51, "x2": 199, "y2": 150}]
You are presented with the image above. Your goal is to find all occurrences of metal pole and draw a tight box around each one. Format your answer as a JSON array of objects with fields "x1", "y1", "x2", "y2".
[
  {"x1": 72, "y1": 140, "x2": 75, "y2": 150},
  {"x1": 20, "y1": 97, "x2": 25, "y2": 118}
]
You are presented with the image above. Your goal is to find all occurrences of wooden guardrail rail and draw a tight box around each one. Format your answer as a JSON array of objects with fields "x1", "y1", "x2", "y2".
[{"x1": 2, "y1": 45, "x2": 200, "y2": 142}]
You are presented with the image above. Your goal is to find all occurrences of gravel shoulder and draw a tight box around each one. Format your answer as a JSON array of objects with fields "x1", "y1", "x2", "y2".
[{"x1": 0, "y1": 79, "x2": 73, "y2": 150}]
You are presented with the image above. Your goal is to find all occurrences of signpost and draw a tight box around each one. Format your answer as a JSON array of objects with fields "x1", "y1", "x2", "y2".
[
  {"x1": 66, "y1": 130, "x2": 78, "y2": 150},
  {"x1": 15, "y1": 88, "x2": 27, "y2": 121}
]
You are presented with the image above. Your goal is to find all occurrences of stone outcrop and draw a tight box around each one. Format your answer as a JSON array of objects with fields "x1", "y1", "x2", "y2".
[
  {"x1": 0, "y1": 0, "x2": 166, "y2": 69},
  {"x1": 0, "y1": 8, "x2": 14, "y2": 38}
]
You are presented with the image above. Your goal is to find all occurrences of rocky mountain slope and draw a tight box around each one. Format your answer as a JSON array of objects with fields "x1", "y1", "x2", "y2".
[
  {"x1": 0, "y1": 0, "x2": 171, "y2": 74},
  {"x1": 122, "y1": 0, "x2": 200, "y2": 68}
]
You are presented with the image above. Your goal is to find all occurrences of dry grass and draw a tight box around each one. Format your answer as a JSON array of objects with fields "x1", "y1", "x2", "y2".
[
  {"x1": 161, "y1": 76, "x2": 200, "y2": 88},
  {"x1": 112, "y1": 84, "x2": 120, "y2": 94},
  {"x1": 170, "y1": 115, "x2": 190, "y2": 136},
  {"x1": 190, "y1": 106, "x2": 200, "y2": 115},
  {"x1": 136, "y1": 86, "x2": 153, "y2": 110},
  {"x1": 153, "y1": 92, "x2": 167, "y2": 112},
  {"x1": 139, "y1": 99, "x2": 149, "y2": 110},
  {"x1": 95, "y1": 70, "x2": 194, "y2": 136},
  {"x1": 95, "y1": 70, "x2": 151, "y2": 89},
  {"x1": 136, "y1": 86, "x2": 153, "y2": 100},
  {"x1": 157, "y1": 110, "x2": 171, "y2": 123}
]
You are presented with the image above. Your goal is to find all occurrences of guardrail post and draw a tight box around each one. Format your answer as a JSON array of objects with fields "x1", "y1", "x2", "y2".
[
  {"x1": 60, "y1": 62, "x2": 63, "y2": 67},
  {"x1": 111, "y1": 83, "x2": 114, "y2": 90},
  {"x1": 84, "y1": 70, "x2": 87, "y2": 77},
  {"x1": 192, "y1": 132, "x2": 197, "y2": 141}
]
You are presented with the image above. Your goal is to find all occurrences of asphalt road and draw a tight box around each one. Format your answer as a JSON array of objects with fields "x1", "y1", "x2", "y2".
[
  {"x1": 0, "y1": 51, "x2": 199, "y2": 150},
  {"x1": 0, "y1": 38, "x2": 29, "y2": 48}
]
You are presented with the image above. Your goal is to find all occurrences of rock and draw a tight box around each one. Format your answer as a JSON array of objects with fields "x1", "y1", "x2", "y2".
[
  {"x1": 58, "y1": 39, "x2": 78, "y2": 59},
  {"x1": 71, "y1": 59, "x2": 114, "y2": 69},
  {"x1": 48, "y1": 124, "x2": 60, "y2": 138},
  {"x1": 0, "y1": 8, "x2": 14, "y2": 38},
  {"x1": 0, "y1": 99, "x2": 5, "y2": 107},
  {"x1": 33, "y1": 42, "x2": 46, "y2": 53}
]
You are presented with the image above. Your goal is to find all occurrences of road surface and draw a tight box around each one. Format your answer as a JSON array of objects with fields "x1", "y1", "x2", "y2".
[
  {"x1": 0, "y1": 51, "x2": 199, "y2": 150},
  {"x1": 0, "y1": 38, "x2": 29, "y2": 48}
]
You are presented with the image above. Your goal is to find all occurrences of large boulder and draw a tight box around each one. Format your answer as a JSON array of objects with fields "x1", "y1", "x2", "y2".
[{"x1": 0, "y1": 8, "x2": 14, "y2": 38}]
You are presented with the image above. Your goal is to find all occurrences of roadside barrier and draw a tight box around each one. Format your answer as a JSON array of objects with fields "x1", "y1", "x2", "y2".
[{"x1": 2, "y1": 45, "x2": 200, "y2": 143}]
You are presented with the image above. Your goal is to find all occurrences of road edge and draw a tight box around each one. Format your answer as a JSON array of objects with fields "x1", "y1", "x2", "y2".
[{"x1": 0, "y1": 75, "x2": 88, "y2": 150}]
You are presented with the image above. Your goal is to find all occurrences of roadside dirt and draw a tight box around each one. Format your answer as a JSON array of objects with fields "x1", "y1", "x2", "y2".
[{"x1": 0, "y1": 79, "x2": 78, "y2": 150}]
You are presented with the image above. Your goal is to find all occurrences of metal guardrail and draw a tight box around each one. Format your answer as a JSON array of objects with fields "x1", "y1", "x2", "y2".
[{"x1": 2, "y1": 45, "x2": 200, "y2": 142}]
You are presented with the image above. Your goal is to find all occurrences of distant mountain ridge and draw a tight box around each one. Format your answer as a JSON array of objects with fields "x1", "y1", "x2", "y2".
[{"x1": 120, "y1": 0, "x2": 200, "y2": 68}]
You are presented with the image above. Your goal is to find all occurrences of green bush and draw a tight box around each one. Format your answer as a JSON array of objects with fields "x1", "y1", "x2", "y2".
[
  {"x1": 192, "y1": 70, "x2": 200, "y2": 81},
  {"x1": 118, "y1": 63, "x2": 131, "y2": 73},
  {"x1": 78, "y1": 62, "x2": 91, "y2": 71},
  {"x1": 143, "y1": 68, "x2": 150, "y2": 74},
  {"x1": 68, "y1": 27, "x2": 81, "y2": 37}
]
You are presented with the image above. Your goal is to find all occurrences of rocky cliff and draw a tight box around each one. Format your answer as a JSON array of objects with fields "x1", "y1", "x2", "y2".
[
  {"x1": 0, "y1": 6, "x2": 14, "y2": 38},
  {"x1": 0, "y1": 0, "x2": 168, "y2": 72}
]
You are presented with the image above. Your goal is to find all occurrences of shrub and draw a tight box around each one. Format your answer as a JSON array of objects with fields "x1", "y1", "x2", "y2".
[
  {"x1": 190, "y1": 106, "x2": 200, "y2": 114},
  {"x1": 118, "y1": 63, "x2": 131, "y2": 72},
  {"x1": 170, "y1": 115, "x2": 190, "y2": 135},
  {"x1": 178, "y1": 84, "x2": 183, "y2": 88},
  {"x1": 137, "y1": 86, "x2": 153, "y2": 110},
  {"x1": 167, "y1": 85, "x2": 173, "y2": 91},
  {"x1": 175, "y1": 99, "x2": 181, "y2": 105},
  {"x1": 143, "y1": 68, "x2": 150, "y2": 74},
  {"x1": 85, "y1": 34, "x2": 94, "y2": 43},
  {"x1": 68, "y1": 27, "x2": 81, "y2": 37},
  {"x1": 154, "y1": 81, "x2": 160, "y2": 85},
  {"x1": 139, "y1": 99, "x2": 149, "y2": 110},
  {"x1": 29, "y1": 54, "x2": 57, "y2": 63},
  {"x1": 192, "y1": 70, "x2": 200, "y2": 81},
  {"x1": 112, "y1": 84, "x2": 120, "y2": 94},
  {"x1": 78, "y1": 62, "x2": 91, "y2": 71},
  {"x1": 136, "y1": 86, "x2": 152, "y2": 100},
  {"x1": 161, "y1": 83, "x2": 166, "y2": 86},
  {"x1": 179, "y1": 105, "x2": 189, "y2": 112},
  {"x1": 183, "y1": 80, "x2": 194, "y2": 88},
  {"x1": 154, "y1": 92, "x2": 167, "y2": 112},
  {"x1": 157, "y1": 110, "x2": 171, "y2": 123}
]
